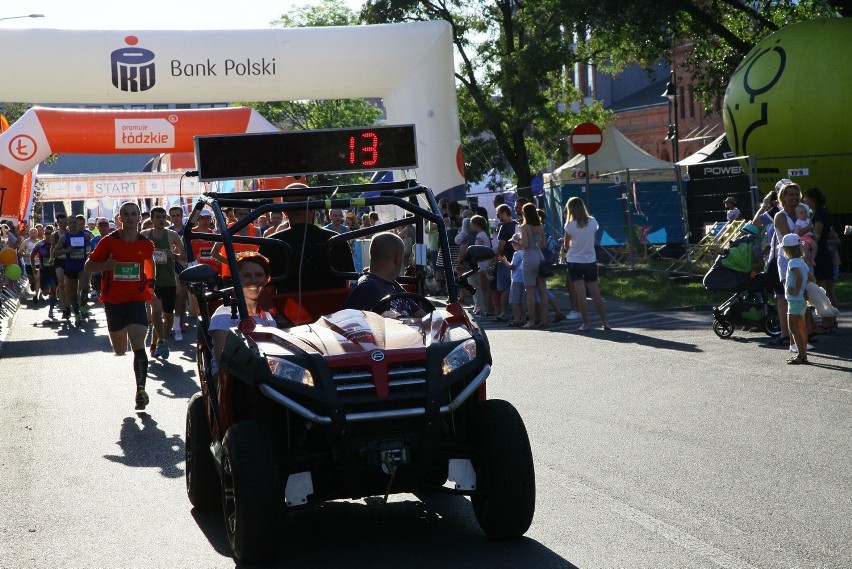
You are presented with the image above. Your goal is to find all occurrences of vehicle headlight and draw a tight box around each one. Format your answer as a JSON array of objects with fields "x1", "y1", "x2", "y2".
[
  {"x1": 441, "y1": 339, "x2": 477, "y2": 375},
  {"x1": 266, "y1": 356, "x2": 315, "y2": 387}
]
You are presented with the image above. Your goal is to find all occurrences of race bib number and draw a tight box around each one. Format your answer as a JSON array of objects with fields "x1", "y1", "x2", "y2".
[
  {"x1": 113, "y1": 262, "x2": 141, "y2": 281},
  {"x1": 69, "y1": 249, "x2": 84, "y2": 259},
  {"x1": 199, "y1": 247, "x2": 212, "y2": 260},
  {"x1": 153, "y1": 249, "x2": 168, "y2": 263},
  {"x1": 69, "y1": 236, "x2": 85, "y2": 248}
]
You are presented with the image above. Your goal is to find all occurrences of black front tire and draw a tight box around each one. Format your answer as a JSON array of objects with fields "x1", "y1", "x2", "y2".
[
  {"x1": 471, "y1": 399, "x2": 536, "y2": 538},
  {"x1": 764, "y1": 312, "x2": 781, "y2": 337},
  {"x1": 221, "y1": 421, "x2": 282, "y2": 564},
  {"x1": 186, "y1": 393, "x2": 219, "y2": 509},
  {"x1": 713, "y1": 319, "x2": 734, "y2": 338}
]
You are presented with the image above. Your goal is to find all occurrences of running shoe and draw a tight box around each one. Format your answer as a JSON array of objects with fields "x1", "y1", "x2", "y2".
[
  {"x1": 73, "y1": 311, "x2": 81, "y2": 325},
  {"x1": 48, "y1": 307, "x2": 54, "y2": 319},
  {"x1": 135, "y1": 388, "x2": 149, "y2": 411},
  {"x1": 80, "y1": 305, "x2": 90, "y2": 320},
  {"x1": 154, "y1": 341, "x2": 170, "y2": 360},
  {"x1": 566, "y1": 310, "x2": 581, "y2": 320},
  {"x1": 62, "y1": 308, "x2": 70, "y2": 320}
]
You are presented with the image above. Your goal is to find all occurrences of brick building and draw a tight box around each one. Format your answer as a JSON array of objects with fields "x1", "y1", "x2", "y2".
[{"x1": 576, "y1": 42, "x2": 724, "y2": 163}]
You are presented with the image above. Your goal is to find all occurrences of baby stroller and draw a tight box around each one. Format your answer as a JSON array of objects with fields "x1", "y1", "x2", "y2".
[{"x1": 704, "y1": 262, "x2": 781, "y2": 339}]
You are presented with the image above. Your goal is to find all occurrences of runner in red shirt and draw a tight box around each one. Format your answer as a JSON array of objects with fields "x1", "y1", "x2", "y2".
[{"x1": 85, "y1": 202, "x2": 155, "y2": 411}]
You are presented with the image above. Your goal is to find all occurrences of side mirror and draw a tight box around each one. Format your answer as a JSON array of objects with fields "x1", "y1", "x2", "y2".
[{"x1": 180, "y1": 263, "x2": 218, "y2": 285}]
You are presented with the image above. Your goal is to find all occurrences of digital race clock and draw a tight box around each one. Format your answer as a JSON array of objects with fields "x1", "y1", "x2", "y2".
[{"x1": 194, "y1": 125, "x2": 418, "y2": 181}]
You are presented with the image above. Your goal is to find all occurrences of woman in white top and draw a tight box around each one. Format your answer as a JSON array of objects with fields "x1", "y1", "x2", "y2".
[
  {"x1": 563, "y1": 197, "x2": 610, "y2": 331},
  {"x1": 209, "y1": 251, "x2": 276, "y2": 375}
]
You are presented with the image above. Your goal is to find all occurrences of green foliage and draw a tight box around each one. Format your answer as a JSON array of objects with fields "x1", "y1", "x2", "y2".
[
  {"x1": 237, "y1": 0, "x2": 381, "y2": 186},
  {"x1": 574, "y1": 0, "x2": 840, "y2": 109},
  {"x1": 272, "y1": 0, "x2": 360, "y2": 27},
  {"x1": 362, "y1": 0, "x2": 614, "y2": 196},
  {"x1": 0, "y1": 102, "x2": 33, "y2": 123}
]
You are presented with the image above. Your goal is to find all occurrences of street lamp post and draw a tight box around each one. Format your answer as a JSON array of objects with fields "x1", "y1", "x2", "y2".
[
  {"x1": 0, "y1": 14, "x2": 44, "y2": 22},
  {"x1": 662, "y1": 70, "x2": 692, "y2": 275}
]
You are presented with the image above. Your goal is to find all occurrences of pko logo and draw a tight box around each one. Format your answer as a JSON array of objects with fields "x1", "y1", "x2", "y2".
[{"x1": 111, "y1": 36, "x2": 155, "y2": 93}]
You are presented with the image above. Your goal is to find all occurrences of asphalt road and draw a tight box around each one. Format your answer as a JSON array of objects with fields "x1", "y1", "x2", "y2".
[{"x1": 1, "y1": 293, "x2": 850, "y2": 569}]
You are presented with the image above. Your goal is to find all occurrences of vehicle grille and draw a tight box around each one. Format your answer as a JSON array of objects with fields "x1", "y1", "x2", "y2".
[{"x1": 331, "y1": 365, "x2": 427, "y2": 401}]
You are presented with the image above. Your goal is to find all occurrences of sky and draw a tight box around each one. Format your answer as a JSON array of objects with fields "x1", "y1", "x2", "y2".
[{"x1": 1, "y1": 0, "x2": 365, "y2": 30}]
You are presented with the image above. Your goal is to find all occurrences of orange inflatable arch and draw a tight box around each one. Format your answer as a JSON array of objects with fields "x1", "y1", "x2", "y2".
[{"x1": 0, "y1": 106, "x2": 277, "y2": 222}]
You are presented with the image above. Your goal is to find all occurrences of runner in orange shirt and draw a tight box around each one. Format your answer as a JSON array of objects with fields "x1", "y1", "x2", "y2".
[{"x1": 85, "y1": 202, "x2": 156, "y2": 411}]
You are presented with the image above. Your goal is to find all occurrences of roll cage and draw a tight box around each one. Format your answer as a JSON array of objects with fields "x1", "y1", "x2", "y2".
[{"x1": 181, "y1": 179, "x2": 460, "y2": 322}]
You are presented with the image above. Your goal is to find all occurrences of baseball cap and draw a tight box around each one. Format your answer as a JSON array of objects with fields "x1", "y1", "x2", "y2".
[
  {"x1": 723, "y1": 196, "x2": 736, "y2": 205},
  {"x1": 87, "y1": 217, "x2": 95, "y2": 224},
  {"x1": 96, "y1": 217, "x2": 109, "y2": 224},
  {"x1": 775, "y1": 178, "x2": 793, "y2": 192},
  {"x1": 509, "y1": 232, "x2": 522, "y2": 244},
  {"x1": 108, "y1": 222, "x2": 117, "y2": 230},
  {"x1": 781, "y1": 233, "x2": 801, "y2": 247},
  {"x1": 199, "y1": 209, "x2": 213, "y2": 218}
]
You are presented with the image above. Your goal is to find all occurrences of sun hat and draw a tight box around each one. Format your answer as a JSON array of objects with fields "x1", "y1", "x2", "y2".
[{"x1": 781, "y1": 233, "x2": 801, "y2": 247}]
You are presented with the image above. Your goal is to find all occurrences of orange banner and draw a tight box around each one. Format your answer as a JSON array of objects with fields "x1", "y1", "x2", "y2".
[{"x1": 0, "y1": 106, "x2": 276, "y2": 221}]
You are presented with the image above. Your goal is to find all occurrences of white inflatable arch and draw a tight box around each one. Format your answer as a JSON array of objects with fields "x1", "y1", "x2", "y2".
[{"x1": 0, "y1": 21, "x2": 463, "y2": 220}]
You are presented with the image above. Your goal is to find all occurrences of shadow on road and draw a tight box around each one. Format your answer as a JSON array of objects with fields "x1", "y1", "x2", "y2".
[
  {"x1": 103, "y1": 414, "x2": 185, "y2": 479},
  {"x1": 147, "y1": 346, "x2": 200, "y2": 400},
  {"x1": 573, "y1": 328, "x2": 702, "y2": 353},
  {"x1": 190, "y1": 489, "x2": 578, "y2": 569}
]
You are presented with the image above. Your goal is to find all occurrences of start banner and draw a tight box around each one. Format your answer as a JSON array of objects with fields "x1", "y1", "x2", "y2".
[{"x1": 38, "y1": 172, "x2": 208, "y2": 200}]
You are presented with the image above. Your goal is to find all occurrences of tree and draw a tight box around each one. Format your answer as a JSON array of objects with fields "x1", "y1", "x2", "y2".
[
  {"x1": 236, "y1": 0, "x2": 384, "y2": 184},
  {"x1": 570, "y1": 0, "x2": 842, "y2": 108},
  {"x1": 361, "y1": 0, "x2": 611, "y2": 198}
]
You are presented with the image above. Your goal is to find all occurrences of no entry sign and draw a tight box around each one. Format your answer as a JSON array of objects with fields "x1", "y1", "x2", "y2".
[{"x1": 570, "y1": 123, "x2": 603, "y2": 155}]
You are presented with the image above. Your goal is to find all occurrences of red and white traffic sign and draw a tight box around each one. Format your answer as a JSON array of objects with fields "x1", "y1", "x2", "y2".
[{"x1": 570, "y1": 122, "x2": 603, "y2": 155}]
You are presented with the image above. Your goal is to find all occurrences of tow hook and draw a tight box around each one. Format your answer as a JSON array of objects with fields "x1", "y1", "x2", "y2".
[{"x1": 379, "y1": 446, "x2": 409, "y2": 504}]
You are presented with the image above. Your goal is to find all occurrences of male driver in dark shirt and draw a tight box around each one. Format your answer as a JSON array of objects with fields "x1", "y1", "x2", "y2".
[
  {"x1": 259, "y1": 183, "x2": 355, "y2": 293},
  {"x1": 343, "y1": 232, "x2": 423, "y2": 317}
]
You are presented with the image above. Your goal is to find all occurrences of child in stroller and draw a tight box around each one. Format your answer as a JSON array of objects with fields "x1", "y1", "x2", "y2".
[{"x1": 702, "y1": 223, "x2": 782, "y2": 339}]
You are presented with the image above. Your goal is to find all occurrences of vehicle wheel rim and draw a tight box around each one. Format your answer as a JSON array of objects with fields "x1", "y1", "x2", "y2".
[{"x1": 714, "y1": 320, "x2": 733, "y2": 338}]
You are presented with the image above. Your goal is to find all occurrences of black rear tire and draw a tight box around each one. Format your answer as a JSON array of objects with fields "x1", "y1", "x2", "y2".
[
  {"x1": 186, "y1": 393, "x2": 219, "y2": 509},
  {"x1": 471, "y1": 399, "x2": 536, "y2": 538},
  {"x1": 221, "y1": 421, "x2": 282, "y2": 564}
]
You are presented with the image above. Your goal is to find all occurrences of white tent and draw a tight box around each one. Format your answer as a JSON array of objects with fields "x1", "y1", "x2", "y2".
[{"x1": 548, "y1": 127, "x2": 678, "y2": 185}]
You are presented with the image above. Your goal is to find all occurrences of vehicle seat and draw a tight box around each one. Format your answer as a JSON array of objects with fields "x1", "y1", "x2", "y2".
[{"x1": 260, "y1": 286, "x2": 352, "y2": 326}]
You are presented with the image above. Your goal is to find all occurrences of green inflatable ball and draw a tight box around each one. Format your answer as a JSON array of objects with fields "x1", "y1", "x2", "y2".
[
  {"x1": 723, "y1": 18, "x2": 852, "y2": 213},
  {"x1": 4, "y1": 263, "x2": 22, "y2": 281}
]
